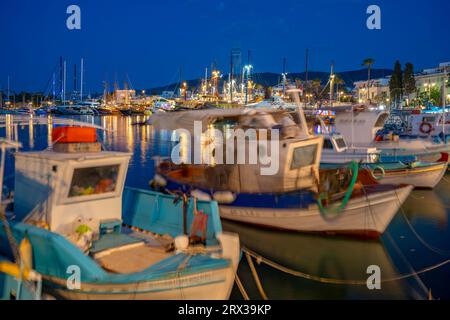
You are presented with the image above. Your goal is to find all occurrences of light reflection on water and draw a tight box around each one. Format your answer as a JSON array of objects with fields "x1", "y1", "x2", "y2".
[{"x1": 1, "y1": 114, "x2": 449, "y2": 299}]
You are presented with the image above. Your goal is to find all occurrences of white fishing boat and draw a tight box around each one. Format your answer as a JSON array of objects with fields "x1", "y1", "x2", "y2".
[
  {"x1": 334, "y1": 108, "x2": 450, "y2": 162},
  {"x1": 320, "y1": 131, "x2": 448, "y2": 189}
]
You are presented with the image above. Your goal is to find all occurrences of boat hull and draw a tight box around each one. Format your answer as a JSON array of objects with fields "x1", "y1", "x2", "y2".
[
  {"x1": 368, "y1": 162, "x2": 447, "y2": 189},
  {"x1": 219, "y1": 185, "x2": 413, "y2": 238},
  {"x1": 43, "y1": 267, "x2": 236, "y2": 300}
]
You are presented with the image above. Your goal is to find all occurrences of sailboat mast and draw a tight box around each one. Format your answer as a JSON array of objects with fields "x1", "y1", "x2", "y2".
[
  {"x1": 329, "y1": 62, "x2": 334, "y2": 107},
  {"x1": 80, "y1": 58, "x2": 84, "y2": 102},
  {"x1": 245, "y1": 50, "x2": 250, "y2": 105},
  {"x1": 52, "y1": 73, "x2": 56, "y2": 103},
  {"x1": 7, "y1": 76, "x2": 10, "y2": 104},
  {"x1": 229, "y1": 50, "x2": 233, "y2": 102},
  {"x1": 282, "y1": 57, "x2": 286, "y2": 97},
  {"x1": 59, "y1": 56, "x2": 63, "y2": 103},
  {"x1": 443, "y1": 69, "x2": 447, "y2": 143},
  {"x1": 73, "y1": 64, "x2": 77, "y2": 98},
  {"x1": 204, "y1": 67, "x2": 208, "y2": 95},
  {"x1": 63, "y1": 61, "x2": 67, "y2": 105}
]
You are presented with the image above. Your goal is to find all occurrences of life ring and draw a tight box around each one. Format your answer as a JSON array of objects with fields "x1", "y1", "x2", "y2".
[
  {"x1": 419, "y1": 122, "x2": 433, "y2": 134},
  {"x1": 370, "y1": 166, "x2": 385, "y2": 180}
]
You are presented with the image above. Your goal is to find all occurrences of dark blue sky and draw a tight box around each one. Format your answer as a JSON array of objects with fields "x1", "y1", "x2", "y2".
[{"x1": 1, "y1": 0, "x2": 449, "y2": 93}]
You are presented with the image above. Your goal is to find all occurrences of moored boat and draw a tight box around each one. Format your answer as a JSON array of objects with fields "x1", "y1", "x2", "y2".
[
  {"x1": 0, "y1": 125, "x2": 240, "y2": 300},
  {"x1": 148, "y1": 107, "x2": 414, "y2": 238}
]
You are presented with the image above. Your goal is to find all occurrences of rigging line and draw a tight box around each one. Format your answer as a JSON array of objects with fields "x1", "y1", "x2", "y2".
[
  {"x1": 383, "y1": 231, "x2": 430, "y2": 298},
  {"x1": 242, "y1": 246, "x2": 449, "y2": 286},
  {"x1": 391, "y1": 190, "x2": 439, "y2": 295}
]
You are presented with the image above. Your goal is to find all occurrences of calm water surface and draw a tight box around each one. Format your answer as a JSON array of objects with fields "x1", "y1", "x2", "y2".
[{"x1": 2, "y1": 115, "x2": 449, "y2": 299}]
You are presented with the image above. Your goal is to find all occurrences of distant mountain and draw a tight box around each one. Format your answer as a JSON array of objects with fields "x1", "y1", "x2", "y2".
[{"x1": 145, "y1": 68, "x2": 393, "y2": 94}]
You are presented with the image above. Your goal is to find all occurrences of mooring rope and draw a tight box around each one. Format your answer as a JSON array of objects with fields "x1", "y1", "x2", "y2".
[
  {"x1": 245, "y1": 252, "x2": 268, "y2": 300},
  {"x1": 235, "y1": 274, "x2": 250, "y2": 300},
  {"x1": 394, "y1": 191, "x2": 450, "y2": 256},
  {"x1": 242, "y1": 247, "x2": 449, "y2": 286}
]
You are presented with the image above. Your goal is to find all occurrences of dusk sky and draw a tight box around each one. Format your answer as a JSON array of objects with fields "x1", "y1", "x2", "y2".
[{"x1": 1, "y1": 0, "x2": 449, "y2": 93}]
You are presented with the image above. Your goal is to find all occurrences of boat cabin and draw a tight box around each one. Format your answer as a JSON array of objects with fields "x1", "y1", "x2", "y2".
[
  {"x1": 320, "y1": 133, "x2": 380, "y2": 164},
  {"x1": 404, "y1": 112, "x2": 449, "y2": 137},
  {"x1": 13, "y1": 127, "x2": 131, "y2": 235},
  {"x1": 334, "y1": 110, "x2": 389, "y2": 146}
]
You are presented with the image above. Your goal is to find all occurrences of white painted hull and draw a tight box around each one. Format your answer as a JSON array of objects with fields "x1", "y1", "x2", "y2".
[
  {"x1": 219, "y1": 185, "x2": 413, "y2": 237},
  {"x1": 376, "y1": 163, "x2": 447, "y2": 189},
  {"x1": 45, "y1": 267, "x2": 236, "y2": 300}
]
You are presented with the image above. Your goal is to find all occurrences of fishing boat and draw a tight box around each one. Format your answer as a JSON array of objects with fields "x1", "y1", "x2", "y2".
[
  {"x1": 147, "y1": 107, "x2": 413, "y2": 238},
  {"x1": 333, "y1": 108, "x2": 450, "y2": 162},
  {"x1": 319, "y1": 130, "x2": 448, "y2": 189},
  {"x1": 0, "y1": 125, "x2": 240, "y2": 300},
  {"x1": 52, "y1": 104, "x2": 95, "y2": 116}
]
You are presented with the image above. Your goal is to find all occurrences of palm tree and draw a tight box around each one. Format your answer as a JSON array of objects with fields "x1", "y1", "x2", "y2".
[{"x1": 362, "y1": 58, "x2": 375, "y2": 102}]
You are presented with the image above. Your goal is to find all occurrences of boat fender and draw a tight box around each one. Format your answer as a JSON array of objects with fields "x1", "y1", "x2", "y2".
[
  {"x1": 174, "y1": 235, "x2": 189, "y2": 252},
  {"x1": 191, "y1": 189, "x2": 212, "y2": 201},
  {"x1": 419, "y1": 122, "x2": 433, "y2": 134},
  {"x1": 213, "y1": 191, "x2": 236, "y2": 204},
  {"x1": 370, "y1": 166, "x2": 385, "y2": 180},
  {"x1": 150, "y1": 174, "x2": 167, "y2": 187}
]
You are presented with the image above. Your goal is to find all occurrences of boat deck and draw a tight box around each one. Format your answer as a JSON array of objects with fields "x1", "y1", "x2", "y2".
[{"x1": 91, "y1": 227, "x2": 175, "y2": 274}]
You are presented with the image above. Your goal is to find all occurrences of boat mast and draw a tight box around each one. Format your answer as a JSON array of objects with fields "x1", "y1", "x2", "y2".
[
  {"x1": 282, "y1": 57, "x2": 286, "y2": 97},
  {"x1": 229, "y1": 50, "x2": 233, "y2": 103},
  {"x1": 63, "y1": 61, "x2": 67, "y2": 105},
  {"x1": 52, "y1": 72, "x2": 56, "y2": 104},
  {"x1": 59, "y1": 56, "x2": 63, "y2": 104},
  {"x1": 7, "y1": 76, "x2": 10, "y2": 105},
  {"x1": 80, "y1": 58, "x2": 84, "y2": 102},
  {"x1": 329, "y1": 61, "x2": 334, "y2": 107},
  {"x1": 443, "y1": 69, "x2": 447, "y2": 143},
  {"x1": 305, "y1": 48, "x2": 309, "y2": 105},
  {"x1": 73, "y1": 63, "x2": 77, "y2": 102},
  {"x1": 245, "y1": 50, "x2": 251, "y2": 105},
  {"x1": 205, "y1": 67, "x2": 208, "y2": 96}
]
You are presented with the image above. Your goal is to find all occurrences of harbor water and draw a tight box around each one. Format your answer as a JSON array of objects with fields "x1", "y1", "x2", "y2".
[{"x1": 2, "y1": 114, "x2": 449, "y2": 299}]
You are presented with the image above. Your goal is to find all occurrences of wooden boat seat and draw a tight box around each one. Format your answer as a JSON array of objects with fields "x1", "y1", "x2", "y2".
[
  {"x1": 94, "y1": 243, "x2": 172, "y2": 274},
  {"x1": 92, "y1": 228, "x2": 175, "y2": 274}
]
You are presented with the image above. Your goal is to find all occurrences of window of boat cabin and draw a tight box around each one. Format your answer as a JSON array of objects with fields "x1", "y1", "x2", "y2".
[
  {"x1": 68, "y1": 165, "x2": 120, "y2": 198},
  {"x1": 333, "y1": 137, "x2": 347, "y2": 149},
  {"x1": 290, "y1": 144, "x2": 318, "y2": 169},
  {"x1": 323, "y1": 138, "x2": 333, "y2": 149}
]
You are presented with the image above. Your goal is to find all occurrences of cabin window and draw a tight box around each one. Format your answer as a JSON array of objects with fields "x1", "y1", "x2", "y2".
[
  {"x1": 68, "y1": 165, "x2": 120, "y2": 197},
  {"x1": 323, "y1": 139, "x2": 333, "y2": 149},
  {"x1": 334, "y1": 137, "x2": 347, "y2": 149},
  {"x1": 290, "y1": 144, "x2": 318, "y2": 169}
]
